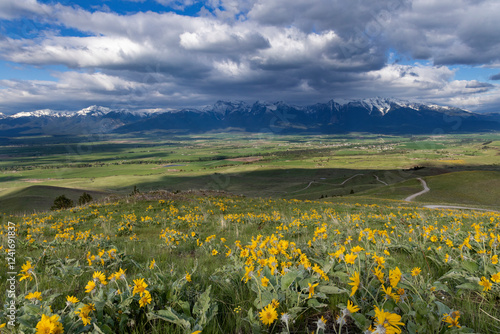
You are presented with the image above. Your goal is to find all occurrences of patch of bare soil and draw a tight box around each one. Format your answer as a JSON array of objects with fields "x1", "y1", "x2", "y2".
[{"x1": 226, "y1": 156, "x2": 263, "y2": 162}]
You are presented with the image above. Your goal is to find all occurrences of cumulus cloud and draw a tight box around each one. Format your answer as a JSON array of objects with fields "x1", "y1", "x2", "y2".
[{"x1": 0, "y1": 0, "x2": 499, "y2": 113}]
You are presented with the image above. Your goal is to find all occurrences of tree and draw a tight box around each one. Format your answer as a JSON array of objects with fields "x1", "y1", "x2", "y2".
[
  {"x1": 78, "y1": 192, "x2": 93, "y2": 206},
  {"x1": 51, "y1": 195, "x2": 74, "y2": 210}
]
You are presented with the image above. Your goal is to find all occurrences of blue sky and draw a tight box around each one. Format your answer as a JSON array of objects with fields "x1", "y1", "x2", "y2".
[{"x1": 0, "y1": 0, "x2": 499, "y2": 114}]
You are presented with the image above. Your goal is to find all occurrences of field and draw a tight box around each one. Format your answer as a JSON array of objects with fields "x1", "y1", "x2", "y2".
[
  {"x1": 1, "y1": 132, "x2": 500, "y2": 213},
  {"x1": 1, "y1": 132, "x2": 500, "y2": 333},
  {"x1": 1, "y1": 192, "x2": 500, "y2": 333}
]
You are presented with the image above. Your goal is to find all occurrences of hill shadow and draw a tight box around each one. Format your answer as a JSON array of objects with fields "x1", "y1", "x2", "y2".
[{"x1": 2, "y1": 165, "x2": 499, "y2": 214}]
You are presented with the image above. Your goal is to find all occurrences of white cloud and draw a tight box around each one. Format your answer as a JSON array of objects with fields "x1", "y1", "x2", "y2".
[{"x1": 0, "y1": 0, "x2": 499, "y2": 113}]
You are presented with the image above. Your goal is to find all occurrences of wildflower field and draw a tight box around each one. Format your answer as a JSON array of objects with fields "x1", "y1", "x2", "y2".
[{"x1": 1, "y1": 191, "x2": 500, "y2": 333}]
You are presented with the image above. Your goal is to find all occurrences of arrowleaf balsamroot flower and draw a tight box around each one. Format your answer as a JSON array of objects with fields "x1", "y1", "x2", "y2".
[
  {"x1": 345, "y1": 252, "x2": 357, "y2": 264},
  {"x1": 372, "y1": 266, "x2": 384, "y2": 284},
  {"x1": 443, "y1": 311, "x2": 461, "y2": 328},
  {"x1": 373, "y1": 306, "x2": 405, "y2": 334},
  {"x1": 133, "y1": 278, "x2": 148, "y2": 296},
  {"x1": 308, "y1": 282, "x2": 319, "y2": 298},
  {"x1": 75, "y1": 303, "x2": 95, "y2": 326},
  {"x1": 26, "y1": 291, "x2": 42, "y2": 303},
  {"x1": 389, "y1": 267, "x2": 402, "y2": 288},
  {"x1": 491, "y1": 272, "x2": 500, "y2": 283},
  {"x1": 347, "y1": 300, "x2": 360, "y2": 313},
  {"x1": 139, "y1": 290, "x2": 152, "y2": 307},
  {"x1": 109, "y1": 268, "x2": 127, "y2": 281},
  {"x1": 35, "y1": 314, "x2": 63, "y2": 334},
  {"x1": 66, "y1": 295, "x2": 79, "y2": 305},
  {"x1": 19, "y1": 261, "x2": 35, "y2": 282},
  {"x1": 259, "y1": 303, "x2": 278, "y2": 326},
  {"x1": 479, "y1": 276, "x2": 492, "y2": 291},
  {"x1": 92, "y1": 271, "x2": 107, "y2": 285},
  {"x1": 411, "y1": 267, "x2": 421, "y2": 276},
  {"x1": 85, "y1": 280, "x2": 96, "y2": 294},
  {"x1": 261, "y1": 276, "x2": 270, "y2": 287},
  {"x1": 349, "y1": 272, "x2": 360, "y2": 296}
]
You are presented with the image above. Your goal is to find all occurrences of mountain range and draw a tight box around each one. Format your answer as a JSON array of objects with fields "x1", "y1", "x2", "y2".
[{"x1": 1, "y1": 98, "x2": 499, "y2": 136}]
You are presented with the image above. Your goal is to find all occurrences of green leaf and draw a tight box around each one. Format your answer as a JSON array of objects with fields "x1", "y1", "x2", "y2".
[
  {"x1": 93, "y1": 323, "x2": 114, "y2": 334},
  {"x1": 254, "y1": 291, "x2": 276, "y2": 309},
  {"x1": 351, "y1": 312, "x2": 367, "y2": 328},
  {"x1": 281, "y1": 270, "x2": 299, "y2": 290},
  {"x1": 440, "y1": 270, "x2": 464, "y2": 280},
  {"x1": 432, "y1": 281, "x2": 450, "y2": 293},
  {"x1": 317, "y1": 285, "x2": 348, "y2": 295},
  {"x1": 306, "y1": 298, "x2": 327, "y2": 309},
  {"x1": 407, "y1": 320, "x2": 418, "y2": 334},
  {"x1": 150, "y1": 308, "x2": 191, "y2": 329},
  {"x1": 178, "y1": 300, "x2": 191, "y2": 317},
  {"x1": 22, "y1": 303, "x2": 41, "y2": 315},
  {"x1": 456, "y1": 283, "x2": 482, "y2": 291},
  {"x1": 461, "y1": 260, "x2": 478, "y2": 273},
  {"x1": 434, "y1": 301, "x2": 451, "y2": 317}
]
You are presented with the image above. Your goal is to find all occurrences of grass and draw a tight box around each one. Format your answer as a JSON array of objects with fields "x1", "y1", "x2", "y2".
[
  {"x1": 2, "y1": 191, "x2": 500, "y2": 333},
  {"x1": 416, "y1": 171, "x2": 500, "y2": 207},
  {"x1": 2, "y1": 132, "x2": 500, "y2": 213}
]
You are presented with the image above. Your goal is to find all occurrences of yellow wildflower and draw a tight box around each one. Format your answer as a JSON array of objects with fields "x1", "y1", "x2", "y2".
[
  {"x1": 259, "y1": 304, "x2": 278, "y2": 326},
  {"x1": 85, "y1": 280, "x2": 96, "y2": 294},
  {"x1": 373, "y1": 306, "x2": 405, "y2": 334},
  {"x1": 345, "y1": 252, "x2": 357, "y2": 264},
  {"x1": 261, "y1": 277, "x2": 270, "y2": 287},
  {"x1": 479, "y1": 276, "x2": 492, "y2": 291},
  {"x1": 348, "y1": 272, "x2": 360, "y2": 296},
  {"x1": 66, "y1": 295, "x2": 79, "y2": 305},
  {"x1": 389, "y1": 267, "x2": 401, "y2": 288},
  {"x1": 139, "y1": 290, "x2": 152, "y2": 307},
  {"x1": 308, "y1": 282, "x2": 319, "y2": 298},
  {"x1": 346, "y1": 300, "x2": 360, "y2": 313},
  {"x1": 133, "y1": 278, "x2": 148, "y2": 296},
  {"x1": 26, "y1": 291, "x2": 42, "y2": 302}
]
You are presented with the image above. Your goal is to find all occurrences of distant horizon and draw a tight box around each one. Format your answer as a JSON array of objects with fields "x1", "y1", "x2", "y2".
[{"x1": 2, "y1": 96, "x2": 497, "y2": 117}]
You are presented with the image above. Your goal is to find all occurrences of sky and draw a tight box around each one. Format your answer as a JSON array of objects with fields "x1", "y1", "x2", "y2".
[{"x1": 0, "y1": 0, "x2": 499, "y2": 115}]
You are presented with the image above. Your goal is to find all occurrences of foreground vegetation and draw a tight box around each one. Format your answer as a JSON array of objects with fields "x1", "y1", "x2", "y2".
[{"x1": 1, "y1": 192, "x2": 499, "y2": 333}]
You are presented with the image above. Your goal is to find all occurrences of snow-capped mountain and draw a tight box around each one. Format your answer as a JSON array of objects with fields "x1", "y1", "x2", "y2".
[
  {"x1": 75, "y1": 105, "x2": 114, "y2": 117},
  {"x1": 11, "y1": 109, "x2": 71, "y2": 118},
  {"x1": 0, "y1": 99, "x2": 498, "y2": 136}
]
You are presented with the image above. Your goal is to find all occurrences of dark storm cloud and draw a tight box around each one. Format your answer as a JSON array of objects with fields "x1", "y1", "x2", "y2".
[{"x1": 0, "y1": 0, "x2": 498, "y2": 114}]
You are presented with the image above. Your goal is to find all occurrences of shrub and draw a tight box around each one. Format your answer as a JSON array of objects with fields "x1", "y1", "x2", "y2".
[
  {"x1": 51, "y1": 195, "x2": 74, "y2": 210},
  {"x1": 78, "y1": 192, "x2": 93, "y2": 206}
]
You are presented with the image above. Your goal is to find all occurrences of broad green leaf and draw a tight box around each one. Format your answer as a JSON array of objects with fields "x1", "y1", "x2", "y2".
[
  {"x1": 434, "y1": 301, "x2": 451, "y2": 316},
  {"x1": 281, "y1": 270, "x2": 299, "y2": 290},
  {"x1": 461, "y1": 260, "x2": 478, "y2": 273},
  {"x1": 351, "y1": 312, "x2": 368, "y2": 327},
  {"x1": 317, "y1": 284, "x2": 347, "y2": 295},
  {"x1": 456, "y1": 283, "x2": 482, "y2": 291}
]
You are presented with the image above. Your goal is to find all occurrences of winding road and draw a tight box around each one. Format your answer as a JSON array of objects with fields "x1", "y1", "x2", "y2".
[
  {"x1": 404, "y1": 178, "x2": 429, "y2": 201},
  {"x1": 404, "y1": 178, "x2": 498, "y2": 212},
  {"x1": 290, "y1": 173, "x2": 365, "y2": 194}
]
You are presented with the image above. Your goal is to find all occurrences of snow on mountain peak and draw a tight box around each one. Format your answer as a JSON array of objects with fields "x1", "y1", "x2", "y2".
[
  {"x1": 76, "y1": 105, "x2": 113, "y2": 116},
  {"x1": 11, "y1": 109, "x2": 67, "y2": 118}
]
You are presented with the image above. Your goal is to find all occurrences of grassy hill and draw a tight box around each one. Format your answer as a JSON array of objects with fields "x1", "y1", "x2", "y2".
[
  {"x1": 2, "y1": 191, "x2": 499, "y2": 333},
  {"x1": 358, "y1": 170, "x2": 500, "y2": 208},
  {"x1": 0, "y1": 185, "x2": 109, "y2": 214}
]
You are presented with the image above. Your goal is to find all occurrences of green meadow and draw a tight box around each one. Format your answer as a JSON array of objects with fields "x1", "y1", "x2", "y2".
[
  {"x1": 1, "y1": 132, "x2": 499, "y2": 213},
  {"x1": 1, "y1": 132, "x2": 500, "y2": 333}
]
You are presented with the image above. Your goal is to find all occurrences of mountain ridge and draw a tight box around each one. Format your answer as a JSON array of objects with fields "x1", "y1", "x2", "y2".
[{"x1": 0, "y1": 98, "x2": 498, "y2": 136}]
